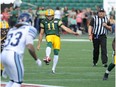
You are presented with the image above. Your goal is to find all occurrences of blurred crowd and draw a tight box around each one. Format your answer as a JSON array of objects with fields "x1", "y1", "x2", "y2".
[{"x1": 0, "y1": 5, "x2": 115, "y2": 34}]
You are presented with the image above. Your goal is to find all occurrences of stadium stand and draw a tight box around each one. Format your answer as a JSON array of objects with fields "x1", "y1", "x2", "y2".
[{"x1": 21, "y1": 0, "x2": 103, "y2": 10}]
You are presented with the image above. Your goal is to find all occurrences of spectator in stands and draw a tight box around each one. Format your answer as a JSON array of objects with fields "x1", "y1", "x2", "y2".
[
  {"x1": 9, "y1": 6, "x2": 19, "y2": 27},
  {"x1": 62, "y1": 7, "x2": 69, "y2": 34},
  {"x1": 62, "y1": 6, "x2": 69, "y2": 27},
  {"x1": 28, "y1": 8, "x2": 35, "y2": 26},
  {"x1": 109, "y1": 15, "x2": 115, "y2": 34},
  {"x1": 69, "y1": 15, "x2": 77, "y2": 32},
  {"x1": 68, "y1": 8, "x2": 76, "y2": 28},
  {"x1": 8, "y1": 6, "x2": 13, "y2": 26},
  {"x1": 2, "y1": 7, "x2": 10, "y2": 22},
  {"x1": 81, "y1": 9, "x2": 88, "y2": 33},
  {"x1": 28, "y1": 8, "x2": 35, "y2": 20},
  {"x1": 69, "y1": 8, "x2": 76, "y2": 18},
  {"x1": 76, "y1": 9, "x2": 83, "y2": 30},
  {"x1": 34, "y1": 7, "x2": 40, "y2": 32},
  {"x1": 39, "y1": 7, "x2": 46, "y2": 20},
  {"x1": 38, "y1": 7, "x2": 46, "y2": 33},
  {"x1": 109, "y1": 7, "x2": 115, "y2": 19},
  {"x1": 95, "y1": 5, "x2": 100, "y2": 12},
  {"x1": 54, "y1": 7, "x2": 62, "y2": 19}
]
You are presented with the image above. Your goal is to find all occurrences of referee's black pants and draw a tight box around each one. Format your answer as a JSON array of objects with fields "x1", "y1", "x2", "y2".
[{"x1": 92, "y1": 34, "x2": 108, "y2": 65}]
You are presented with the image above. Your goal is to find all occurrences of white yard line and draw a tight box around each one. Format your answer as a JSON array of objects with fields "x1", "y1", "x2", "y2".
[{"x1": 34, "y1": 39, "x2": 90, "y2": 42}]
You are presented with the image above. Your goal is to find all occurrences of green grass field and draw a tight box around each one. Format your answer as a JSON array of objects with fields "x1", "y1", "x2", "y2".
[{"x1": 1, "y1": 34, "x2": 115, "y2": 87}]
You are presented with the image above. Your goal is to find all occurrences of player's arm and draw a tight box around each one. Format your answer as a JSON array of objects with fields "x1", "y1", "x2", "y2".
[
  {"x1": 102, "y1": 21, "x2": 112, "y2": 31},
  {"x1": 27, "y1": 44, "x2": 37, "y2": 60},
  {"x1": 38, "y1": 29, "x2": 44, "y2": 43},
  {"x1": 37, "y1": 23, "x2": 44, "y2": 50},
  {"x1": 58, "y1": 20, "x2": 78, "y2": 35},
  {"x1": 26, "y1": 27, "x2": 42, "y2": 66},
  {"x1": 61, "y1": 25, "x2": 78, "y2": 35}
]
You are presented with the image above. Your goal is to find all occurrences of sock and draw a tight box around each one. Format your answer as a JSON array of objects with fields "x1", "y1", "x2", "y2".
[
  {"x1": 46, "y1": 47, "x2": 51, "y2": 57},
  {"x1": 107, "y1": 63, "x2": 115, "y2": 72},
  {"x1": 11, "y1": 82, "x2": 21, "y2": 87},
  {"x1": 105, "y1": 63, "x2": 115, "y2": 74},
  {"x1": 52, "y1": 55, "x2": 59, "y2": 71},
  {"x1": 5, "y1": 81, "x2": 13, "y2": 87}
]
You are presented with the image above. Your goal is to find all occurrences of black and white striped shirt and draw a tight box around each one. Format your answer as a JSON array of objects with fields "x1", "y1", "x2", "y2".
[{"x1": 90, "y1": 15, "x2": 109, "y2": 35}]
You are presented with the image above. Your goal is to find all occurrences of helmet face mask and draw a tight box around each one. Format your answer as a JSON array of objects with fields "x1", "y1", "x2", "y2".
[{"x1": 46, "y1": 15, "x2": 54, "y2": 20}]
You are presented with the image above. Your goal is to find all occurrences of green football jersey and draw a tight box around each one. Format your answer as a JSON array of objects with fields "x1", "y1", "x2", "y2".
[{"x1": 40, "y1": 18, "x2": 63, "y2": 36}]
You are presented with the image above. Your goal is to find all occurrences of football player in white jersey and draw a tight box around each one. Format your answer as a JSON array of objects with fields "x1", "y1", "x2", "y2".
[{"x1": 1, "y1": 13, "x2": 42, "y2": 87}]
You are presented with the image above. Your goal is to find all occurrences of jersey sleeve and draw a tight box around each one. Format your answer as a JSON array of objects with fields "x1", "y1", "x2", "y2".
[
  {"x1": 25, "y1": 26, "x2": 37, "y2": 45},
  {"x1": 58, "y1": 20, "x2": 63, "y2": 27},
  {"x1": 28, "y1": 26, "x2": 37, "y2": 39}
]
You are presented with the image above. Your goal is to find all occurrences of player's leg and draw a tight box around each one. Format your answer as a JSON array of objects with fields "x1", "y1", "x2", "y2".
[
  {"x1": 44, "y1": 35, "x2": 53, "y2": 65},
  {"x1": 52, "y1": 35, "x2": 60, "y2": 73},
  {"x1": 103, "y1": 52, "x2": 115, "y2": 80},
  {"x1": 46, "y1": 42, "x2": 52, "y2": 58},
  {"x1": 100, "y1": 35, "x2": 108, "y2": 67},
  {"x1": 43, "y1": 42, "x2": 52, "y2": 65},
  {"x1": 2, "y1": 50, "x2": 24, "y2": 87},
  {"x1": 103, "y1": 63, "x2": 115, "y2": 80},
  {"x1": 52, "y1": 49, "x2": 59, "y2": 73},
  {"x1": 93, "y1": 38, "x2": 100, "y2": 66},
  {"x1": 11, "y1": 52, "x2": 24, "y2": 86}
]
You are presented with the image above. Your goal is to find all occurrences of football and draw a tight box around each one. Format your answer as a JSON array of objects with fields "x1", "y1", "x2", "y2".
[
  {"x1": 76, "y1": 30, "x2": 82, "y2": 35},
  {"x1": 43, "y1": 57, "x2": 51, "y2": 65}
]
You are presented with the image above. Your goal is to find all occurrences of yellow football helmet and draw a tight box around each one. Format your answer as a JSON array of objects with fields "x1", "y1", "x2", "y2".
[{"x1": 45, "y1": 9, "x2": 54, "y2": 16}]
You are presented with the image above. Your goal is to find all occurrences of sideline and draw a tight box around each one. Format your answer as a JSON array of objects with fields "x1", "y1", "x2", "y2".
[{"x1": 34, "y1": 39, "x2": 90, "y2": 42}]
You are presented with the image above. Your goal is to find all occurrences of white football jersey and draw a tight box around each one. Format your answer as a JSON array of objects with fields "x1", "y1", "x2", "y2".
[{"x1": 3, "y1": 24, "x2": 37, "y2": 54}]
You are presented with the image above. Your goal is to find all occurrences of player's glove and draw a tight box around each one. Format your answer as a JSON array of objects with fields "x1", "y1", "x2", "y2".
[{"x1": 36, "y1": 59, "x2": 42, "y2": 66}]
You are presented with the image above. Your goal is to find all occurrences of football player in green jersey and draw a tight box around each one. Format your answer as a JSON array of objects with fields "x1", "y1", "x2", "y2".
[{"x1": 37, "y1": 9, "x2": 78, "y2": 73}]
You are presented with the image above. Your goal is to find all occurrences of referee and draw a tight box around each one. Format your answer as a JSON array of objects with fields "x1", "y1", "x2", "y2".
[{"x1": 88, "y1": 8, "x2": 112, "y2": 67}]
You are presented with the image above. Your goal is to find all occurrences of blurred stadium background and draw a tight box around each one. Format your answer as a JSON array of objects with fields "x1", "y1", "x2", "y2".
[{"x1": 1, "y1": 0, "x2": 115, "y2": 13}]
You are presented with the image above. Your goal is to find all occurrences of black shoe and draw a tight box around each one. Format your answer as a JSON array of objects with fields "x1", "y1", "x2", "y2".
[
  {"x1": 103, "y1": 73, "x2": 109, "y2": 80},
  {"x1": 103, "y1": 64, "x2": 108, "y2": 67}
]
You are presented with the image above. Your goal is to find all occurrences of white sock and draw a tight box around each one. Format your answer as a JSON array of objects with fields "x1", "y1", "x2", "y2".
[
  {"x1": 11, "y1": 82, "x2": 21, "y2": 87},
  {"x1": 52, "y1": 55, "x2": 59, "y2": 71},
  {"x1": 106, "y1": 70, "x2": 110, "y2": 74},
  {"x1": 5, "y1": 81, "x2": 13, "y2": 87},
  {"x1": 46, "y1": 47, "x2": 51, "y2": 57}
]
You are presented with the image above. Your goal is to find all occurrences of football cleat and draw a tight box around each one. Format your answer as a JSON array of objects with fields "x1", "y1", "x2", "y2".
[
  {"x1": 103, "y1": 73, "x2": 109, "y2": 80},
  {"x1": 43, "y1": 57, "x2": 51, "y2": 65}
]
